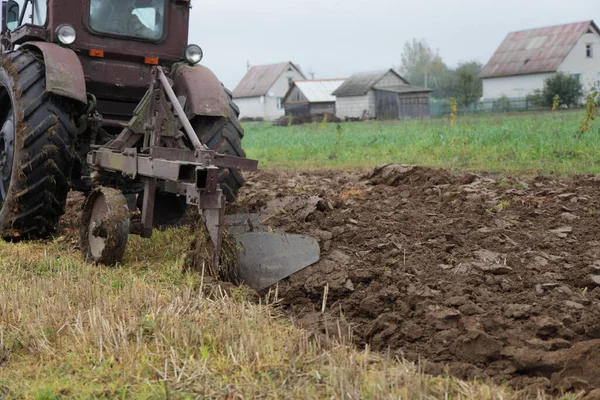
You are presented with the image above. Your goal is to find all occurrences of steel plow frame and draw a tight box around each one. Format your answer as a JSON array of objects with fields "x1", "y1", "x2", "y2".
[{"x1": 85, "y1": 66, "x2": 258, "y2": 266}]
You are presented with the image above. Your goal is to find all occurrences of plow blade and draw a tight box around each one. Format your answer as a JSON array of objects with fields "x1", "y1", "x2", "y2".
[{"x1": 235, "y1": 232, "x2": 320, "y2": 291}]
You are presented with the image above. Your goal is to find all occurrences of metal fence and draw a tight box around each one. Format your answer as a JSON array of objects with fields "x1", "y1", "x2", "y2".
[{"x1": 430, "y1": 97, "x2": 551, "y2": 118}]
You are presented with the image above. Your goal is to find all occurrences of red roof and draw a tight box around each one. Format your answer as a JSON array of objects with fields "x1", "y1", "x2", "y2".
[
  {"x1": 233, "y1": 62, "x2": 305, "y2": 99},
  {"x1": 480, "y1": 21, "x2": 599, "y2": 79}
]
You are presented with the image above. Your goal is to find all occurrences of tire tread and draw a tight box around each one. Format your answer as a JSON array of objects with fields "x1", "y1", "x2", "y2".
[{"x1": 0, "y1": 50, "x2": 76, "y2": 238}]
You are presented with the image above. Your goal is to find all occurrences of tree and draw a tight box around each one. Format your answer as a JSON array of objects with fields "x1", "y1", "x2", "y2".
[
  {"x1": 452, "y1": 61, "x2": 483, "y2": 106},
  {"x1": 532, "y1": 73, "x2": 584, "y2": 107},
  {"x1": 399, "y1": 38, "x2": 451, "y2": 97}
]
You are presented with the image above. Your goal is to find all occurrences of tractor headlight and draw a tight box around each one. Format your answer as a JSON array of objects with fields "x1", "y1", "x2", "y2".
[
  {"x1": 56, "y1": 25, "x2": 77, "y2": 45},
  {"x1": 184, "y1": 44, "x2": 203, "y2": 65}
]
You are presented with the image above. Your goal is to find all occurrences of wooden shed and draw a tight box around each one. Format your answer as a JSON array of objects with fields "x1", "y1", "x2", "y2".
[
  {"x1": 283, "y1": 79, "x2": 346, "y2": 117},
  {"x1": 333, "y1": 69, "x2": 433, "y2": 120}
]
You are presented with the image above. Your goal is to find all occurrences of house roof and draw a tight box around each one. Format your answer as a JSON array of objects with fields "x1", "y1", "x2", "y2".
[
  {"x1": 233, "y1": 62, "x2": 305, "y2": 99},
  {"x1": 332, "y1": 69, "x2": 409, "y2": 97},
  {"x1": 480, "y1": 20, "x2": 600, "y2": 79},
  {"x1": 284, "y1": 79, "x2": 346, "y2": 104},
  {"x1": 376, "y1": 85, "x2": 434, "y2": 94}
]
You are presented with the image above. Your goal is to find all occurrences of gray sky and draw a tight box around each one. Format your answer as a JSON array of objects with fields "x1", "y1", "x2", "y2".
[{"x1": 189, "y1": 0, "x2": 599, "y2": 90}]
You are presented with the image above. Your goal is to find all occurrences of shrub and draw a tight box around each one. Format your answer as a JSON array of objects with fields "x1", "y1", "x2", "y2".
[
  {"x1": 526, "y1": 92, "x2": 545, "y2": 107},
  {"x1": 493, "y1": 95, "x2": 511, "y2": 112},
  {"x1": 536, "y1": 72, "x2": 583, "y2": 107}
]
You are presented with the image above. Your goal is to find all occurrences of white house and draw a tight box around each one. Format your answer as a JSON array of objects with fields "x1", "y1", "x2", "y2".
[
  {"x1": 232, "y1": 62, "x2": 306, "y2": 120},
  {"x1": 481, "y1": 20, "x2": 600, "y2": 100}
]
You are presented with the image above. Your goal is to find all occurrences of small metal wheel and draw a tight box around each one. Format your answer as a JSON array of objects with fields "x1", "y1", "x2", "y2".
[{"x1": 80, "y1": 187, "x2": 130, "y2": 265}]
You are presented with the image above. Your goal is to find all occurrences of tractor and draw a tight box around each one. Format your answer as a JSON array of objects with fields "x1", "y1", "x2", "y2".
[{"x1": 0, "y1": 0, "x2": 319, "y2": 290}]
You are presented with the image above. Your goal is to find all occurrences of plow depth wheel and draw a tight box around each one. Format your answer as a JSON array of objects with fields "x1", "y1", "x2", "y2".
[{"x1": 80, "y1": 187, "x2": 130, "y2": 265}]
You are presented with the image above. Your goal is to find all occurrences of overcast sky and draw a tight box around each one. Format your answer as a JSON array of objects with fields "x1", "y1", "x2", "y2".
[{"x1": 189, "y1": 0, "x2": 599, "y2": 90}]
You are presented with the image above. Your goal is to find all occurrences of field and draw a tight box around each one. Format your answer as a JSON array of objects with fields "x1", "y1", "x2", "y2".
[
  {"x1": 2, "y1": 111, "x2": 600, "y2": 398},
  {"x1": 244, "y1": 111, "x2": 600, "y2": 175}
]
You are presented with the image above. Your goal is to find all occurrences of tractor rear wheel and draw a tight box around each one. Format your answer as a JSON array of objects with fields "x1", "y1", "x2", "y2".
[
  {"x1": 0, "y1": 50, "x2": 76, "y2": 238},
  {"x1": 192, "y1": 96, "x2": 246, "y2": 202}
]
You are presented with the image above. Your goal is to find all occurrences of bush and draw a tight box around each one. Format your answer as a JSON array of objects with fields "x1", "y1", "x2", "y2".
[
  {"x1": 493, "y1": 95, "x2": 511, "y2": 112},
  {"x1": 526, "y1": 92, "x2": 545, "y2": 107},
  {"x1": 535, "y1": 72, "x2": 583, "y2": 107}
]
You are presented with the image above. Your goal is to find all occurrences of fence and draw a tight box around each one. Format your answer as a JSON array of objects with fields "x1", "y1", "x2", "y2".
[{"x1": 430, "y1": 97, "x2": 551, "y2": 118}]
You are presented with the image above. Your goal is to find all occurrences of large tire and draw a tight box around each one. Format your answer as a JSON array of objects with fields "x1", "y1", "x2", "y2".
[
  {"x1": 191, "y1": 95, "x2": 246, "y2": 202},
  {"x1": 0, "y1": 50, "x2": 76, "y2": 238}
]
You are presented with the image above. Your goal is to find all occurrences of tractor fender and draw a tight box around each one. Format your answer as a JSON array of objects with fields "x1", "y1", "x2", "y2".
[
  {"x1": 20, "y1": 42, "x2": 87, "y2": 104},
  {"x1": 172, "y1": 63, "x2": 231, "y2": 119}
]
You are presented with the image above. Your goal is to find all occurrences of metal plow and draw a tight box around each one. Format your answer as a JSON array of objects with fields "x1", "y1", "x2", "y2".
[
  {"x1": 80, "y1": 66, "x2": 320, "y2": 291},
  {"x1": 226, "y1": 213, "x2": 320, "y2": 291}
]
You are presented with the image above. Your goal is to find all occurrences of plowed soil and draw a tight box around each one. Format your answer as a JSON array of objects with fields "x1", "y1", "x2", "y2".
[{"x1": 229, "y1": 166, "x2": 600, "y2": 396}]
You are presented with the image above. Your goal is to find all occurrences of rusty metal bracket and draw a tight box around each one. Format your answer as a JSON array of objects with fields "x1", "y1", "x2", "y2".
[
  {"x1": 141, "y1": 178, "x2": 157, "y2": 238},
  {"x1": 214, "y1": 154, "x2": 258, "y2": 171},
  {"x1": 122, "y1": 148, "x2": 137, "y2": 179},
  {"x1": 157, "y1": 67, "x2": 207, "y2": 151},
  {"x1": 199, "y1": 166, "x2": 219, "y2": 194}
]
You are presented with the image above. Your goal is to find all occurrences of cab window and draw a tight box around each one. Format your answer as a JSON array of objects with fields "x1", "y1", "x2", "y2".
[
  {"x1": 89, "y1": 0, "x2": 165, "y2": 41},
  {"x1": 6, "y1": 0, "x2": 47, "y2": 30}
]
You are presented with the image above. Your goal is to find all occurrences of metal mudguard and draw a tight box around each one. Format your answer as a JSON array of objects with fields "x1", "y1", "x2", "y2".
[
  {"x1": 21, "y1": 42, "x2": 87, "y2": 104},
  {"x1": 171, "y1": 63, "x2": 231, "y2": 119}
]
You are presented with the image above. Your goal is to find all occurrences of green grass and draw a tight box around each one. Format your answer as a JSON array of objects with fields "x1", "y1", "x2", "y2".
[{"x1": 243, "y1": 110, "x2": 600, "y2": 175}]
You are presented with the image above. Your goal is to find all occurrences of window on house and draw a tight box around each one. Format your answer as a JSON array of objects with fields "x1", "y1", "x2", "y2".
[
  {"x1": 587, "y1": 44, "x2": 594, "y2": 58},
  {"x1": 287, "y1": 77, "x2": 294, "y2": 86},
  {"x1": 571, "y1": 73, "x2": 582, "y2": 84},
  {"x1": 277, "y1": 97, "x2": 284, "y2": 109}
]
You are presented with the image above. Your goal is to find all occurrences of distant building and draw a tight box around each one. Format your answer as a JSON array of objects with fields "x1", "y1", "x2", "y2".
[
  {"x1": 233, "y1": 62, "x2": 306, "y2": 120},
  {"x1": 282, "y1": 78, "x2": 346, "y2": 116},
  {"x1": 481, "y1": 20, "x2": 600, "y2": 100},
  {"x1": 333, "y1": 69, "x2": 432, "y2": 120}
]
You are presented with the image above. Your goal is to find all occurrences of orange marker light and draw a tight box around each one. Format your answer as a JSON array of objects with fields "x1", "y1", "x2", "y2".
[
  {"x1": 89, "y1": 49, "x2": 104, "y2": 58},
  {"x1": 144, "y1": 57, "x2": 159, "y2": 65}
]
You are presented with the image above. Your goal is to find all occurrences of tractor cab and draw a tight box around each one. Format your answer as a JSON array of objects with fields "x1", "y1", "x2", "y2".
[{"x1": 1, "y1": 0, "x2": 203, "y2": 123}]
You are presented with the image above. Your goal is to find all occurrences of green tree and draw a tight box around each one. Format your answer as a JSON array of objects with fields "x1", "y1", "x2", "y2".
[
  {"x1": 533, "y1": 72, "x2": 584, "y2": 107},
  {"x1": 452, "y1": 61, "x2": 483, "y2": 106},
  {"x1": 399, "y1": 38, "x2": 450, "y2": 97}
]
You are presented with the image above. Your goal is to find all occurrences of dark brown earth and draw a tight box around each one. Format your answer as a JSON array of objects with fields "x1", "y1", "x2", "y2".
[{"x1": 228, "y1": 165, "x2": 600, "y2": 396}]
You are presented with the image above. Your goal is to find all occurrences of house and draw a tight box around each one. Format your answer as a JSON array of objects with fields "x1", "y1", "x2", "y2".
[
  {"x1": 333, "y1": 69, "x2": 432, "y2": 120},
  {"x1": 233, "y1": 62, "x2": 306, "y2": 120},
  {"x1": 481, "y1": 20, "x2": 600, "y2": 100},
  {"x1": 282, "y1": 78, "x2": 346, "y2": 116}
]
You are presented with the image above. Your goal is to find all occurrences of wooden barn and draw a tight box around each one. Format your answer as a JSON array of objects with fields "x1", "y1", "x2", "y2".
[
  {"x1": 333, "y1": 69, "x2": 432, "y2": 120},
  {"x1": 283, "y1": 79, "x2": 346, "y2": 116}
]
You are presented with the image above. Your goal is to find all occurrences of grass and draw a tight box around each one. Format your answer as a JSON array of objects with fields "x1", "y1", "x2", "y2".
[
  {"x1": 243, "y1": 110, "x2": 600, "y2": 175},
  {"x1": 0, "y1": 229, "x2": 563, "y2": 399}
]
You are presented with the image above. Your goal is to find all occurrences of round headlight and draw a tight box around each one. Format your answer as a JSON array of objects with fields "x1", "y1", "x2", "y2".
[
  {"x1": 56, "y1": 25, "x2": 76, "y2": 45},
  {"x1": 184, "y1": 45, "x2": 203, "y2": 65}
]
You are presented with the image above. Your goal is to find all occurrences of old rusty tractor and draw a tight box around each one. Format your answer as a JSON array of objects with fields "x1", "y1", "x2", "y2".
[{"x1": 0, "y1": 0, "x2": 319, "y2": 290}]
